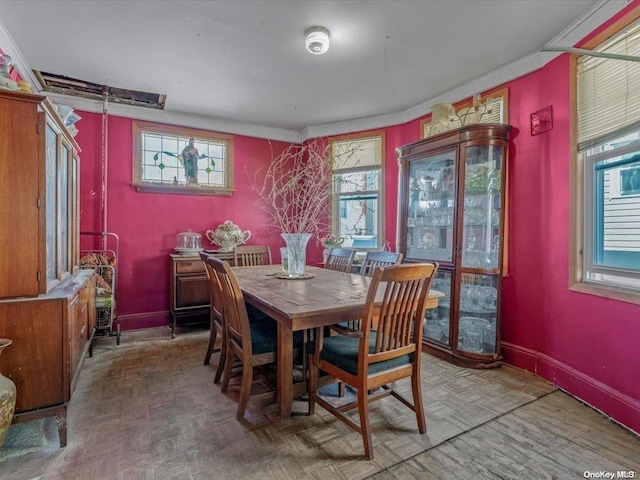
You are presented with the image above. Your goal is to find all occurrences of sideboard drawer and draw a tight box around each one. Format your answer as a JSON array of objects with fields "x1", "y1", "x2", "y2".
[{"x1": 175, "y1": 259, "x2": 205, "y2": 274}]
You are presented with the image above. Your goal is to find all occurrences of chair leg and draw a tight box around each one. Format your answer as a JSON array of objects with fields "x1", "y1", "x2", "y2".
[
  {"x1": 411, "y1": 369, "x2": 427, "y2": 434},
  {"x1": 204, "y1": 323, "x2": 217, "y2": 365},
  {"x1": 214, "y1": 328, "x2": 226, "y2": 384},
  {"x1": 308, "y1": 355, "x2": 317, "y2": 415},
  {"x1": 338, "y1": 382, "x2": 346, "y2": 397},
  {"x1": 357, "y1": 386, "x2": 373, "y2": 460},
  {"x1": 236, "y1": 361, "x2": 253, "y2": 421},
  {"x1": 221, "y1": 347, "x2": 234, "y2": 394}
]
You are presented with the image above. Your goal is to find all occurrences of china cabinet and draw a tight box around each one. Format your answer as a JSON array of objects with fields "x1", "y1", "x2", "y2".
[
  {"x1": 396, "y1": 124, "x2": 511, "y2": 368},
  {"x1": 0, "y1": 91, "x2": 95, "y2": 446},
  {"x1": 0, "y1": 90, "x2": 80, "y2": 297}
]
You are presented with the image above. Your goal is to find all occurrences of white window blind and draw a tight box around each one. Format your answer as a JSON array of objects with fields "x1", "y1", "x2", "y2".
[
  {"x1": 331, "y1": 136, "x2": 382, "y2": 170},
  {"x1": 577, "y1": 20, "x2": 640, "y2": 149}
]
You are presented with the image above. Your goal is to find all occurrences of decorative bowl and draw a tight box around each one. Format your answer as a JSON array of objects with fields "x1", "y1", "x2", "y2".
[{"x1": 205, "y1": 220, "x2": 251, "y2": 252}]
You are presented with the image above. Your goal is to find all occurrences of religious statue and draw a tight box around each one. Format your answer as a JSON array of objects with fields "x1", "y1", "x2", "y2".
[
  {"x1": 152, "y1": 137, "x2": 215, "y2": 186},
  {"x1": 181, "y1": 138, "x2": 199, "y2": 184}
]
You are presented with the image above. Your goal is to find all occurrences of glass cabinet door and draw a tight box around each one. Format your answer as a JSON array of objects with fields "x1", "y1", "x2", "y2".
[
  {"x1": 456, "y1": 272, "x2": 498, "y2": 354},
  {"x1": 423, "y1": 269, "x2": 453, "y2": 347},
  {"x1": 406, "y1": 150, "x2": 457, "y2": 262},
  {"x1": 45, "y1": 123, "x2": 58, "y2": 284},
  {"x1": 60, "y1": 143, "x2": 70, "y2": 275},
  {"x1": 460, "y1": 144, "x2": 503, "y2": 270}
]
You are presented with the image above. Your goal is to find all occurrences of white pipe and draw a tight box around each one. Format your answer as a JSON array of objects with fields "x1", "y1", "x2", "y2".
[{"x1": 101, "y1": 92, "x2": 109, "y2": 248}]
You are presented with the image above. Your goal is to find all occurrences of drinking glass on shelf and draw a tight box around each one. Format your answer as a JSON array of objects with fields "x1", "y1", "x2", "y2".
[{"x1": 461, "y1": 326, "x2": 483, "y2": 353}]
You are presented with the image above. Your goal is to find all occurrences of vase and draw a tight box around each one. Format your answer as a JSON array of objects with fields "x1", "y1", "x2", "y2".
[
  {"x1": 0, "y1": 338, "x2": 16, "y2": 448},
  {"x1": 322, "y1": 247, "x2": 330, "y2": 265},
  {"x1": 281, "y1": 233, "x2": 312, "y2": 278}
]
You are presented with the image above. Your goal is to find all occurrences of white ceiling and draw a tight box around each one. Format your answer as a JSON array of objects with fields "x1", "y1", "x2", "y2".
[{"x1": 0, "y1": 0, "x2": 629, "y2": 141}]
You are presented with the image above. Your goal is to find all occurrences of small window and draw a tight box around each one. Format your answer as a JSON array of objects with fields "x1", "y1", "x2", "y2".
[
  {"x1": 330, "y1": 133, "x2": 384, "y2": 250},
  {"x1": 132, "y1": 120, "x2": 234, "y2": 195}
]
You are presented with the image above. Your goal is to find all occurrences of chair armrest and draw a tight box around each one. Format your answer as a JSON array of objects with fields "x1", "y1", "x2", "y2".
[{"x1": 329, "y1": 323, "x2": 364, "y2": 338}]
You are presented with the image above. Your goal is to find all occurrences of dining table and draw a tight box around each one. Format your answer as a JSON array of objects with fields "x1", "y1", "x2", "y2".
[{"x1": 232, "y1": 264, "x2": 443, "y2": 420}]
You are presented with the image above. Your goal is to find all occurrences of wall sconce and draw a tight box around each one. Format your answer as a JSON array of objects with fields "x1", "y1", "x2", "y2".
[
  {"x1": 305, "y1": 26, "x2": 330, "y2": 55},
  {"x1": 531, "y1": 105, "x2": 553, "y2": 136}
]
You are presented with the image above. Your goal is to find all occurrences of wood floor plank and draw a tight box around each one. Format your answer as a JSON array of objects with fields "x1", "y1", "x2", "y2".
[{"x1": 1, "y1": 328, "x2": 636, "y2": 480}]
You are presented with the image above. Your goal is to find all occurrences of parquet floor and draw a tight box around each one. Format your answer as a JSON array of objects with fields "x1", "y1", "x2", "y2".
[{"x1": 1, "y1": 327, "x2": 638, "y2": 480}]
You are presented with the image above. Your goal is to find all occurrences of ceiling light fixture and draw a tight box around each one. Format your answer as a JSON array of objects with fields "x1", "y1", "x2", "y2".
[{"x1": 305, "y1": 26, "x2": 330, "y2": 55}]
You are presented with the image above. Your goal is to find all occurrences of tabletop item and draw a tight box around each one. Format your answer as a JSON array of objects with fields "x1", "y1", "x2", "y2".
[
  {"x1": 275, "y1": 272, "x2": 314, "y2": 280},
  {"x1": 281, "y1": 232, "x2": 311, "y2": 277},
  {"x1": 206, "y1": 220, "x2": 251, "y2": 252},
  {"x1": 175, "y1": 229, "x2": 202, "y2": 253}
]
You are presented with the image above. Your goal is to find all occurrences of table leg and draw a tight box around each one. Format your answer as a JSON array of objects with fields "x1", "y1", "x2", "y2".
[{"x1": 277, "y1": 323, "x2": 293, "y2": 420}]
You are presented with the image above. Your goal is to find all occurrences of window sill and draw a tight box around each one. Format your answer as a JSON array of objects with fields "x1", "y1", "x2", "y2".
[
  {"x1": 133, "y1": 183, "x2": 234, "y2": 196},
  {"x1": 569, "y1": 281, "x2": 640, "y2": 306}
]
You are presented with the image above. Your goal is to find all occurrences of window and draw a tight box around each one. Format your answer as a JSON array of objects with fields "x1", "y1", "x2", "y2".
[
  {"x1": 330, "y1": 133, "x2": 384, "y2": 250},
  {"x1": 421, "y1": 88, "x2": 509, "y2": 139},
  {"x1": 575, "y1": 16, "x2": 640, "y2": 299},
  {"x1": 132, "y1": 121, "x2": 233, "y2": 195}
]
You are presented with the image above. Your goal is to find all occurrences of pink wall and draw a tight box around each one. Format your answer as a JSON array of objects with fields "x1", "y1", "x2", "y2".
[
  {"x1": 497, "y1": 3, "x2": 640, "y2": 434},
  {"x1": 77, "y1": 115, "x2": 314, "y2": 329},
  {"x1": 72, "y1": 2, "x2": 640, "y2": 434}
]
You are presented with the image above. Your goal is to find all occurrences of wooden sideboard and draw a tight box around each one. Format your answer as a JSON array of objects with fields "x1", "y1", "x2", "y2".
[
  {"x1": 169, "y1": 251, "x2": 234, "y2": 338},
  {"x1": 0, "y1": 269, "x2": 96, "y2": 447}
]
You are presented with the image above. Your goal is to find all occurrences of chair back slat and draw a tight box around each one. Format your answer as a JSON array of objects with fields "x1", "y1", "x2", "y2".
[
  {"x1": 325, "y1": 248, "x2": 356, "y2": 273},
  {"x1": 233, "y1": 245, "x2": 272, "y2": 267},
  {"x1": 360, "y1": 251, "x2": 403, "y2": 277}
]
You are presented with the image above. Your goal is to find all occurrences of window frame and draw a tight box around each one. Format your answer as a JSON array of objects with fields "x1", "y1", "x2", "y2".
[
  {"x1": 329, "y1": 131, "x2": 385, "y2": 251},
  {"x1": 582, "y1": 138, "x2": 640, "y2": 289},
  {"x1": 132, "y1": 120, "x2": 234, "y2": 196},
  {"x1": 570, "y1": 9, "x2": 640, "y2": 305}
]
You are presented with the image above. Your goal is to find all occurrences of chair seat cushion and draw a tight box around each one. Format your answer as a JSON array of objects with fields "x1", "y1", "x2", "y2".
[
  {"x1": 320, "y1": 332, "x2": 412, "y2": 376},
  {"x1": 248, "y1": 316, "x2": 304, "y2": 355}
]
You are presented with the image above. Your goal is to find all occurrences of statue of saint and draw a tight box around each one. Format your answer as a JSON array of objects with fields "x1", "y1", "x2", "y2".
[{"x1": 181, "y1": 138, "x2": 199, "y2": 184}]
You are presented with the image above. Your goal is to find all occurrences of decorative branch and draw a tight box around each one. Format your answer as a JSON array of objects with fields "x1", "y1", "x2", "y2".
[{"x1": 248, "y1": 140, "x2": 333, "y2": 238}]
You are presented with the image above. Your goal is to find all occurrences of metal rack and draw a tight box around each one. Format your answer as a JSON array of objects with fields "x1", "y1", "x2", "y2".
[{"x1": 79, "y1": 231, "x2": 121, "y2": 346}]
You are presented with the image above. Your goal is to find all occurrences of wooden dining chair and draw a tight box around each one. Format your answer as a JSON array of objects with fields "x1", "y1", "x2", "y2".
[
  {"x1": 204, "y1": 255, "x2": 302, "y2": 421},
  {"x1": 333, "y1": 250, "x2": 404, "y2": 398},
  {"x1": 200, "y1": 252, "x2": 227, "y2": 383},
  {"x1": 324, "y1": 248, "x2": 356, "y2": 273},
  {"x1": 359, "y1": 250, "x2": 404, "y2": 277},
  {"x1": 233, "y1": 245, "x2": 272, "y2": 266},
  {"x1": 308, "y1": 262, "x2": 438, "y2": 459}
]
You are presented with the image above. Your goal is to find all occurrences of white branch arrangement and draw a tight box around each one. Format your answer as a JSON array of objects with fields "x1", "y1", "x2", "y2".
[{"x1": 249, "y1": 140, "x2": 333, "y2": 238}]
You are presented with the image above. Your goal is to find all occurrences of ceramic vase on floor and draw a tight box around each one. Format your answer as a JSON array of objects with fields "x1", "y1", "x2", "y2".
[
  {"x1": 281, "y1": 233, "x2": 312, "y2": 277},
  {"x1": 0, "y1": 338, "x2": 16, "y2": 447}
]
